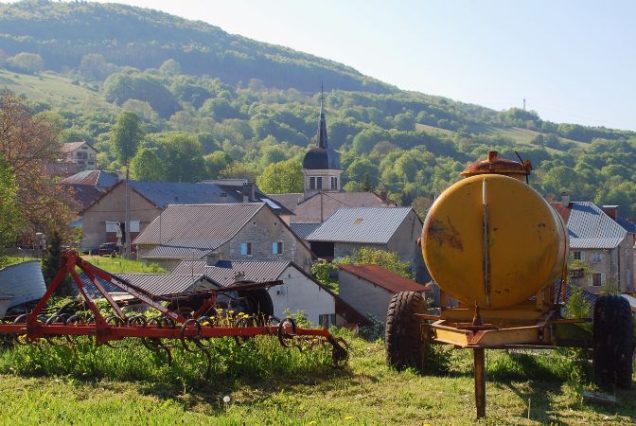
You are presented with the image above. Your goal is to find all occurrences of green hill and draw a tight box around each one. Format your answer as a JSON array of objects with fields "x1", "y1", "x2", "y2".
[{"x1": 2, "y1": 0, "x2": 636, "y2": 218}]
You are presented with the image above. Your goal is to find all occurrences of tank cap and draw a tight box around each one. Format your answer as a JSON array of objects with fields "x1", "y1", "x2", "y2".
[{"x1": 460, "y1": 151, "x2": 532, "y2": 178}]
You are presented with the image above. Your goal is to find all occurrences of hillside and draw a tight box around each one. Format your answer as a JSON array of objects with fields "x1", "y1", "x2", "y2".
[
  {"x1": 2, "y1": 1, "x2": 636, "y2": 218},
  {"x1": 0, "y1": 0, "x2": 390, "y2": 93}
]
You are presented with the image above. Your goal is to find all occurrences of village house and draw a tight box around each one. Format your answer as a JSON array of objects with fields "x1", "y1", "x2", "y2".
[
  {"x1": 61, "y1": 141, "x2": 98, "y2": 171},
  {"x1": 133, "y1": 202, "x2": 314, "y2": 271},
  {"x1": 338, "y1": 264, "x2": 428, "y2": 324},
  {"x1": 305, "y1": 207, "x2": 427, "y2": 282},
  {"x1": 60, "y1": 170, "x2": 120, "y2": 222},
  {"x1": 80, "y1": 180, "x2": 289, "y2": 251},
  {"x1": 552, "y1": 196, "x2": 634, "y2": 293}
]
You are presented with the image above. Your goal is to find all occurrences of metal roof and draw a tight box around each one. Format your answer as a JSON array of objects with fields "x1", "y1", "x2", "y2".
[
  {"x1": 290, "y1": 222, "x2": 321, "y2": 239},
  {"x1": 204, "y1": 260, "x2": 290, "y2": 288},
  {"x1": 140, "y1": 246, "x2": 212, "y2": 260},
  {"x1": 567, "y1": 202, "x2": 628, "y2": 249},
  {"x1": 338, "y1": 264, "x2": 426, "y2": 294},
  {"x1": 171, "y1": 260, "x2": 208, "y2": 275},
  {"x1": 306, "y1": 207, "x2": 413, "y2": 244},
  {"x1": 134, "y1": 203, "x2": 264, "y2": 248},
  {"x1": 116, "y1": 274, "x2": 218, "y2": 296},
  {"x1": 61, "y1": 170, "x2": 119, "y2": 189}
]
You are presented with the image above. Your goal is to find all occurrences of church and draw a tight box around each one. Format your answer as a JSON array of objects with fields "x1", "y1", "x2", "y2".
[{"x1": 268, "y1": 90, "x2": 392, "y2": 234}]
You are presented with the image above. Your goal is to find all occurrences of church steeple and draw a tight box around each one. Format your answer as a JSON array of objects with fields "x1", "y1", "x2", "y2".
[
  {"x1": 316, "y1": 84, "x2": 328, "y2": 149},
  {"x1": 302, "y1": 86, "x2": 342, "y2": 196}
]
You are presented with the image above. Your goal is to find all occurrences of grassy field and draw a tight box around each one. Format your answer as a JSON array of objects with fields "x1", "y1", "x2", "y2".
[
  {"x1": 81, "y1": 255, "x2": 166, "y2": 274},
  {"x1": 0, "y1": 330, "x2": 633, "y2": 425}
]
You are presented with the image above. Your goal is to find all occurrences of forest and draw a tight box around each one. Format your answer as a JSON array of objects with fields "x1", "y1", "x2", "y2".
[{"x1": 1, "y1": 1, "x2": 636, "y2": 220}]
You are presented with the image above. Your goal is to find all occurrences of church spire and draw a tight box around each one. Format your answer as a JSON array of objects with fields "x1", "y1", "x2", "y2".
[{"x1": 316, "y1": 84, "x2": 328, "y2": 149}]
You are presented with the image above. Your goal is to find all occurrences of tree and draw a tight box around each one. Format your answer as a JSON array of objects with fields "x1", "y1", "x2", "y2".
[
  {"x1": 0, "y1": 93, "x2": 71, "y2": 237},
  {"x1": 204, "y1": 151, "x2": 231, "y2": 179},
  {"x1": 157, "y1": 133, "x2": 205, "y2": 182},
  {"x1": 130, "y1": 148, "x2": 164, "y2": 181},
  {"x1": 0, "y1": 157, "x2": 22, "y2": 263},
  {"x1": 110, "y1": 111, "x2": 143, "y2": 167},
  {"x1": 41, "y1": 231, "x2": 72, "y2": 295},
  {"x1": 256, "y1": 159, "x2": 303, "y2": 193},
  {"x1": 8, "y1": 52, "x2": 44, "y2": 74},
  {"x1": 337, "y1": 247, "x2": 411, "y2": 279}
]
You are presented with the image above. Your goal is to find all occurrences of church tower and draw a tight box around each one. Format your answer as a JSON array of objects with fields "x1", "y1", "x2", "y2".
[{"x1": 302, "y1": 88, "x2": 342, "y2": 197}]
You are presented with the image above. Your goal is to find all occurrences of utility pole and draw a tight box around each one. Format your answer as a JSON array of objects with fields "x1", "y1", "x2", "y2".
[{"x1": 124, "y1": 167, "x2": 131, "y2": 258}]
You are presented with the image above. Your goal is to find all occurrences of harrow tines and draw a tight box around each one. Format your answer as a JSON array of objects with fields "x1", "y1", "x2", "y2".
[{"x1": 277, "y1": 317, "x2": 297, "y2": 348}]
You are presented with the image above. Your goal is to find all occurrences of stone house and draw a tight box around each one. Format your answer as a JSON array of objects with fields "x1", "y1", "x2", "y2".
[
  {"x1": 61, "y1": 141, "x2": 98, "y2": 171},
  {"x1": 133, "y1": 203, "x2": 314, "y2": 271},
  {"x1": 552, "y1": 199, "x2": 634, "y2": 292},
  {"x1": 338, "y1": 264, "x2": 428, "y2": 323},
  {"x1": 305, "y1": 207, "x2": 427, "y2": 282},
  {"x1": 80, "y1": 180, "x2": 289, "y2": 251}
]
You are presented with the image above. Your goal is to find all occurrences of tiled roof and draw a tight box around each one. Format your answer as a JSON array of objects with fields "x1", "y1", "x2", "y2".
[
  {"x1": 204, "y1": 260, "x2": 291, "y2": 288},
  {"x1": 62, "y1": 141, "x2": 94, "y2": 153},
  {"x1": 134, "y1": 203, "x2": 264, "y2": 248},
  {"x1": 566, "y1": 202, "x2": 628, "y2": 249},
  {"x1": 306, "y1": 207, "x2": 413, "y2": 244},
  {"x1": 140, "y1": 246, "x2": 212, "y2": 260},
  {"x1": 61, "y1": 170, "x2": 119, "y2": 189},
  {"x1": 116, "y1": 274, "x2": 218, "y2": 296},
  {"x1": 290, "y1": 223, "x2": 321, "y2": 239},
  {"x1": 338, "y1": 264, "x2": 426, "y2": 294}
]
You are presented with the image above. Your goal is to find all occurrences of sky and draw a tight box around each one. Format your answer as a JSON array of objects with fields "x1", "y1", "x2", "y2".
[{"x1": 5, "y1": 0, "x2": 636, "y2": 130}]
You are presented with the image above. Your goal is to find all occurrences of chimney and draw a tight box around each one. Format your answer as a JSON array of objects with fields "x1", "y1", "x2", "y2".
[
  {"x1": 560, "y1": 192, "x2": 570, "y2": 207},
  {"x1": 602, "y1": 205, "x2": 618, "y2": 220},
  {"x1": 242, "y1": 182, "x2": 254, "y2": 202}
]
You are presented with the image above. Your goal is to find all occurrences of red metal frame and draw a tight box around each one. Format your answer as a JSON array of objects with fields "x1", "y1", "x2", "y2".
[{"x1": 0, "y1": 251, "x2": 347, "y2": 365}]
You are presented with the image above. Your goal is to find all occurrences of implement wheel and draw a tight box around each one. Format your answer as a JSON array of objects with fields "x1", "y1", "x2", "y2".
[
  {"x1": 385, "y1": 291, "x2": 426, "y2": 370},
  {"x1": 593, "y1": 295, "x2": 633, "y2": 389},
  {"x1": 240, "y1": 289, "x2": 274, "y2": 318}
]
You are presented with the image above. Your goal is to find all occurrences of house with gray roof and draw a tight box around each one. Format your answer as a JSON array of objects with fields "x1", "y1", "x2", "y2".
[
  {"x1": 171, "y1": 259, "x2": 369, "y2": 327},
  {"x1": 133, "y1": 203, "x2": 314, "y2": 271},
  {"x1": 80, "y1": 180, "x2": 289, "y2": 251},
  {"x1": 306, "y1": 207, "x2": 427, "y2": 282},
  {"x1": 552, "y1": 198, "x2": 634, "y2": 292}
]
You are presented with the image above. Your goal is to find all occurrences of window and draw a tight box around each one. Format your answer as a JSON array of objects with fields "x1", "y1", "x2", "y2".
[
  {"x1": 309, "y1": 176, "x2": 323, "y2": 190},
  {"x1": 590, "y1": 252, "x2": 603, "y2": 263},
  {"x1": 240, "y1": 242, "x2": 252, "y2": 256},
  {"x1": 573, "y1": 251, "x2": 582, "y2": 260},
  {"x1": 272, "y1": 241, "x2": 283, "y2": 255},
  {"x1": 319, "y1": 314, "x2": 337, "y2": 328},
  {"x1": 330, "y1": 176, "x2": 338, "y2": 190},
  {"x1": 592, "y1": 273, "x2": 603, "y2": 287}
]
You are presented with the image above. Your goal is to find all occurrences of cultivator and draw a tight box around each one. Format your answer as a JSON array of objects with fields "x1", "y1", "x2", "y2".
[{"x1": 0, "y1": 251, "x2": 348, "y2": 372}]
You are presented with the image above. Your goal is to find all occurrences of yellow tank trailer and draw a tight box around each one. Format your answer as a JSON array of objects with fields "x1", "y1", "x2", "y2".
[{"x1": 385, "y1": 151, "x2": 634, "y2": 418}]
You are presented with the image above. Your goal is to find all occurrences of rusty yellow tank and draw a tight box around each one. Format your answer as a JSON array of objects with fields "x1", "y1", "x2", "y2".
[{"x1": 421, "y1": 152, "x2": 568, "y2": 309}]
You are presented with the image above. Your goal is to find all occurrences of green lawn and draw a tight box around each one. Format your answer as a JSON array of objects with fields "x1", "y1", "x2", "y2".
[
  {"x1": 0, "y1": 333, "x2": 633, "y2": 425},
  {"x1": 81, "y1": 255, "x2": 166, "y2": 274}
]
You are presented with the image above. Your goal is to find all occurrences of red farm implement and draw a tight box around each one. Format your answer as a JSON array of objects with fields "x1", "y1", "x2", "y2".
[{"x1": 0, "y1": 251, "x2": 348, "y2": 372}]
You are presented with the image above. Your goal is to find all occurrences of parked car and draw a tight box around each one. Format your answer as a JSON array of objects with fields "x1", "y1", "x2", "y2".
[{"x1": 97, "y1": 242, "x2": 121, "y2": 256}]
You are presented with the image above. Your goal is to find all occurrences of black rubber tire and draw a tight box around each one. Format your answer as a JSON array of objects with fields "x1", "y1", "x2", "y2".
[
  {"x1": 240, "y1": 289, "x2": 274, "y2": 317},
  {"x1": 385, "y1": 291, "x2": 426, "y2": 370},
  {"x1": 593, "y1": 295, "x2": 633, "y2": 389}
]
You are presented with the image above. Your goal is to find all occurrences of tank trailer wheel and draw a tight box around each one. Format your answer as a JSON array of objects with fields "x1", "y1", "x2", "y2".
[
  {"x1": 385, "y1": 291, "x2": 427, "y2": 370},
  {"x1": 593, "y1": 295, "x2": 633, "y2": 389}
]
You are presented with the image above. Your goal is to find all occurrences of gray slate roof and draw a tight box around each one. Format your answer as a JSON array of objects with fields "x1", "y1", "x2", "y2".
[
  {"x1": 129, "y1": 181, "x2": 230, "y2": 209},
  {"x1": 306, "y1": 207, "x2": 413, "y2": 244},
  {"x1": 140, "y1": 246, "x2": 212, "y2": 260},
  {"x1": 134, "y1": 203, "x2": 264, "y2": 248},
  {"x1": 567, "y1": 202, "x2": 628, "y2": 249}
]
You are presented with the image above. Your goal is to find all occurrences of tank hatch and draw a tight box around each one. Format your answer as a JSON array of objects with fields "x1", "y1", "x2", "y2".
[{"x1": 460, "y1": 151, "x2": 532, "y2": 180}]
